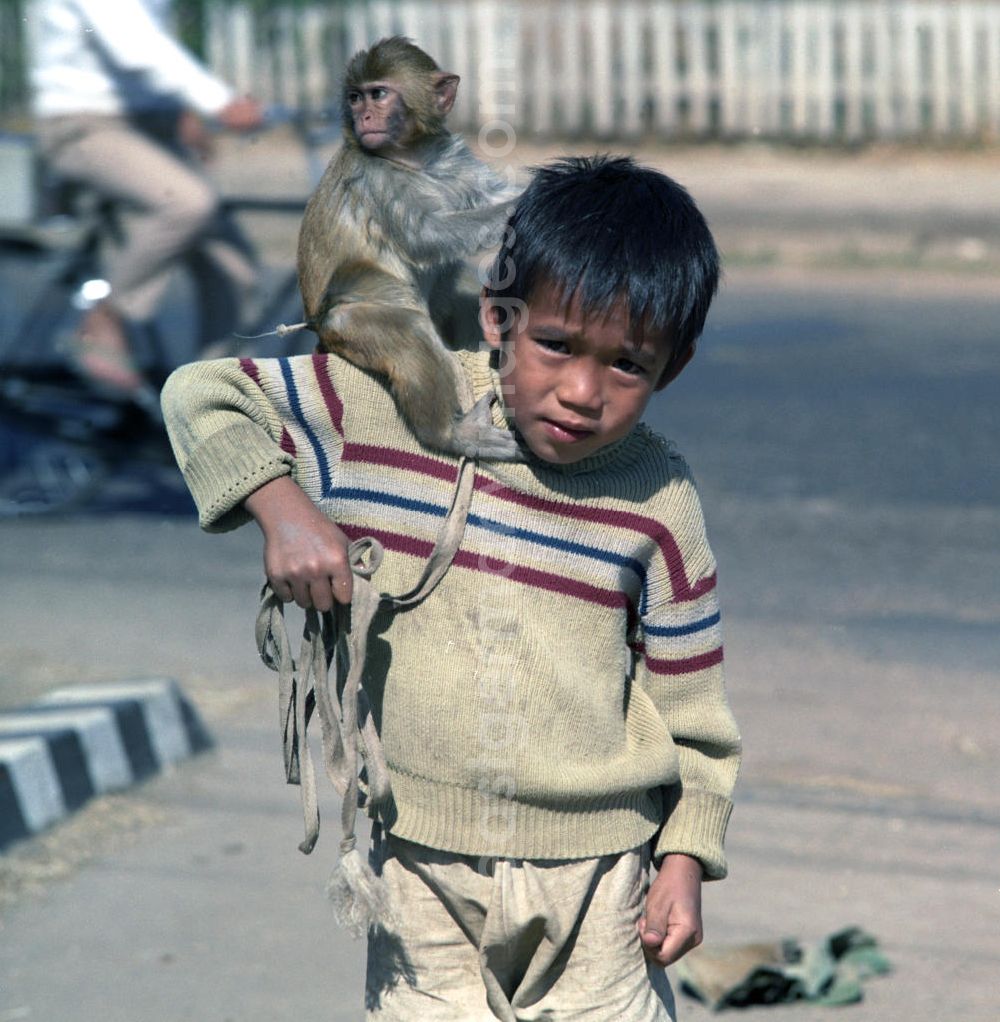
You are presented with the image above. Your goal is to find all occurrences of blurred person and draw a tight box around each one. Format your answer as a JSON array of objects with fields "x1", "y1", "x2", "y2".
[{"x1": 26, "y1": 0, "x2": 265, "y2": 407}]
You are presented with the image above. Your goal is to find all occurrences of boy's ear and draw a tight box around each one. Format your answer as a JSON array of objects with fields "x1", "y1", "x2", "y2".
[
  {"x1": 480, "y1": 290, "x2": 528, "y2": 348},
  {"x1": 479, "y1": 291, "x2": 505, "y2": 350},
  {"x1": 655, "y1": 342, "x2": 696, "y2": 391}
]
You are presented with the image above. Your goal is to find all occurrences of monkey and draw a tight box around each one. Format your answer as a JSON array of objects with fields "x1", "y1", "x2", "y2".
[{"x1": 297, "y1": 37, "x2": 522, "y2": 461}]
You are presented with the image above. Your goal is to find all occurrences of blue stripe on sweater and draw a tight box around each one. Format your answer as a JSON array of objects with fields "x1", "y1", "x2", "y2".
[
  {"x1": 329, "y1": 486, "x2": 645, "y2": 582},
  {"x1": 280, "y1": 359, "x2": 332, "y2": 496},
  {"x1": 331, "y1": 487, "x2": 447, "y2": 520},
  {"x1": 468, "y1": 512, "x2": 646, "y2": 583},
  {"x1": 644, "y1": 611, "x2": 721, "y2": 637}
]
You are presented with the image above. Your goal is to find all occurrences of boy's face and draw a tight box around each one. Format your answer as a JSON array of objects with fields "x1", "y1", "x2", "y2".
[{"x1": 483, "y1": 281, "x2": 692, "y2": 466}]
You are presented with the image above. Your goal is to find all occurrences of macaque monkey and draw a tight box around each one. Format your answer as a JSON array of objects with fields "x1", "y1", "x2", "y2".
[{"x1": 297, "y1": 37, "x2": 521, "y2": 460}]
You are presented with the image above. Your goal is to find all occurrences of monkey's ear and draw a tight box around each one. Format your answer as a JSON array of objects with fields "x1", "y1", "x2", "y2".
[{"x1": 433, "y1": 73, "x2": 460, "y2": 116}]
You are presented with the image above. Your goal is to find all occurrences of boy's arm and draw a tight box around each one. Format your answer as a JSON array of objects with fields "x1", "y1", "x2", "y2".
[
  {"x1": 161, "y1": 359, "x2": 296, "y2": 532},
  {"x1": 635, "y1": 471, "x2": 742, "y2": 963},
  {"x1": 244, "y1": 476, "x2": 353, "y2": 609},
  {"x1": 637, "y1": 579, "x2": 737, "y2": 965},
  {"x1": 639, "y1": 581, "x2": 741, "y2": 881},
  {"x1": 161, "y1": 358, "x2": 353, "y2": 608}
]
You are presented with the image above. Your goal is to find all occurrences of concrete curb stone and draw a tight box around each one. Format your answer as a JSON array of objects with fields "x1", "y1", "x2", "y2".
[{"x1": 0, "y1": 678, "x2": 211, "y2": 850}]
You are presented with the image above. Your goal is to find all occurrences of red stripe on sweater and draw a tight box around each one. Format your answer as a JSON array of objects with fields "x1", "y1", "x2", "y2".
[
  {"x1": 342, "y1": 525, "x2": 433, "y2": 560},
  {"x1": 340, "y1": 525, "x2": 630, "y2": 611},
  {"x1": 645, "y1": 647, "x2": 724, "y2": 675},
  {"x1": 452, "y1": 550, "x2": 629, "y2": 608},
  {"x1": 312, "y1": 353, "x2": 344, "y2": 437},
  {"x1": 336, "y1": 442, "x2": 711, "y2": 602},
  {"x1": 471, "y1": 475, "x2": 711, "y2": 602},
  {"x1": 279, "y1": 427, "x2": 297, "y2": 457},
  {"x1": 342, "y1": 443, "x2": 459, "y2": 482},
  {"x1": 238, "y1": 357, "x2": 261, "y2": 387}
]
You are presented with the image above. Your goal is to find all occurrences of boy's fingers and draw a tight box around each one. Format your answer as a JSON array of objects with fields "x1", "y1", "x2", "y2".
[
  {"x1": 291, "y1": 579, "x2": 313, "y2": 609},
  {"x1": 638, "y1": 914, "x2": 702, "y2": 967},
  {"x1": 308, "y1": 578, "x2": 335, "y2": 613},
  {"x1": 316, "y1": 573, "x2": 353, "y2": 609},
  {"x1": 269, "y1": 571, "x2": 351, "y2": 610},
  {"x1": 639, "y1": 900, "x2": 670, "y2": 943},
  {"x1": 332, "y1": 573, "x2": 353, "y2": 604},
  {"x1": 638, "y1": 915, "x2": 667, "y2": 966},
  {"x1": 659, "y1": 931, "x2": 693, "y2": 966},
  {"x1": 656, "y1": 924, "x2": 703, "y2": 967}
]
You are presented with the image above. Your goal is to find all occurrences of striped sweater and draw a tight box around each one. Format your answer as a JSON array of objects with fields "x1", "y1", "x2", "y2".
[{"x1": 161, "y1": 348, "x2": 741, "y2": 877}]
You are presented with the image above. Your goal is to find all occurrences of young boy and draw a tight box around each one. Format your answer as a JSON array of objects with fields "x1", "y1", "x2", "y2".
[{"x1": 161, "y1": 155, "x2": 741, "y2": 1021}]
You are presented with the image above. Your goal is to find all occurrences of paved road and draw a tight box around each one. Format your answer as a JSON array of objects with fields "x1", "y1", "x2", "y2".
[{"x1": 1, "y1": 268, "x2": 998, "y2": 1020}]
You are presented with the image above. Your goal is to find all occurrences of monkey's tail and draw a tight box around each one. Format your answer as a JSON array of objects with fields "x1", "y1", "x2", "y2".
[{"x1": 233, "y1": 320, "x2": 309, "y2": 341}]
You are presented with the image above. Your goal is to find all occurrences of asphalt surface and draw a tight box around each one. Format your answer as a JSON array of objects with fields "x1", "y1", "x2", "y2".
[{"x1": 1, "y1": 137, "x2": 999, "y2": 1020}]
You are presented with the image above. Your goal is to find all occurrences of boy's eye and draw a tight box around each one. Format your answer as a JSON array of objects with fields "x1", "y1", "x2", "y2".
[
  {"x1": 613, "y1": 357, "x2": 648, "y2": 376},
  {"x1": 533, "y1": 336, "x2": 569, "y2": 354}
]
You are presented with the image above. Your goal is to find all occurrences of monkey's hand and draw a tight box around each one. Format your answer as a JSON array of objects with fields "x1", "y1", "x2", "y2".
[
  {"x1": 244, "y1": 476, "x2": 354, "y2": 610},
  {"x1": 451, "y1": 394, "x2": 523, "y2": 462}
]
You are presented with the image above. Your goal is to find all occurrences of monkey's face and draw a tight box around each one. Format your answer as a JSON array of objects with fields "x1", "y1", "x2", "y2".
[
  {"x1": 347, "y1": 82, "x2": 415, "y2": 153},
  {"x1": 483, "y1": 282, "x2": 679, "y2": 466}
]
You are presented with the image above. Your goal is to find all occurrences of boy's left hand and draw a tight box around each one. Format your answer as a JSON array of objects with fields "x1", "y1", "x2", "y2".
[{"x1": 639, "y1": 853, "x2": 704, "y2": 967}]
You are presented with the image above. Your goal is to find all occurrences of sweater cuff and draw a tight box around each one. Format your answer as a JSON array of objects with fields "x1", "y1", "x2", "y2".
[
  {"x1": 183, "y1": 422, "x2": 293, "y2": 532},
  {"x1": 653, "y1": 787, "x2": 734, "y2": 880}
]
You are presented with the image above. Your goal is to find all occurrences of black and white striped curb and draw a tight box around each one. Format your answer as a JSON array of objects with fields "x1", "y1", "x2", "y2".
[{"x1": 0, "y1": 678, "x2": 212, "y2": 850}]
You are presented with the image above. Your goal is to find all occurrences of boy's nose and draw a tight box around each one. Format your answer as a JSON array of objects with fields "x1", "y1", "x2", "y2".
[{"x1": 558, "y1": 363, "x2": 603, "y2": 413}]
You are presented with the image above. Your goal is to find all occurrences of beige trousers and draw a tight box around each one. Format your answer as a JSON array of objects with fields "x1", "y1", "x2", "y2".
[
  {"x1": 36, "y1": 112, "x2": 257, "y2": 341},
  {"x1": 365, "y1": 832, "x2": 676, "y2": 1021}
]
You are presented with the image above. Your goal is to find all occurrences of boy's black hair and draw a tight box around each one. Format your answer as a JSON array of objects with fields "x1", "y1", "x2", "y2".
[{"x1": 484, "y1": 155, "x2": 719, "y2": 369}]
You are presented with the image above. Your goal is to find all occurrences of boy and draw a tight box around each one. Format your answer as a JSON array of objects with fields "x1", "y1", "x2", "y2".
[{"x1": 161, "y1": 155, "x2": 741, "y2": 1021}]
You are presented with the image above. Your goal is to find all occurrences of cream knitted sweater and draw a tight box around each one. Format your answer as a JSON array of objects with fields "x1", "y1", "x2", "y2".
[{"x1": 161, "y1": 349, "x2": 742, "y2": 877}]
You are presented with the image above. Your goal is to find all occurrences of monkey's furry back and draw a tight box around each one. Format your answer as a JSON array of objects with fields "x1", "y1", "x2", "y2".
[{"x1": 297, "y1": 133, "x2": 516, "y2": 320}]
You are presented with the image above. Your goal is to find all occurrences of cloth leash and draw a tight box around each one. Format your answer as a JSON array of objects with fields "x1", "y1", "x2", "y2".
[{"x1": 255, "y1": 452, "x2": 475, "y2": 937}]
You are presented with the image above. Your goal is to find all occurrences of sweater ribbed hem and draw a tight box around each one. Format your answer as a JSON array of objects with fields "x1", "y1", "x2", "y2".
[
  {"x1": 653, "y1": 788, "x2": 734, "y2": 879},
  {"x1": 184, "y1": 423, "x2": 292, "y2": 532},
  {"x1": 384, "y1": 770, "x2": 662, "y2": 861}
]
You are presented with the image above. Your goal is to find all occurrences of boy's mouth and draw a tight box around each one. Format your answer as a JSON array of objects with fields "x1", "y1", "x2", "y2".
[{"x1": 540, "y1": 418, "x2": 595, "y2": 442}]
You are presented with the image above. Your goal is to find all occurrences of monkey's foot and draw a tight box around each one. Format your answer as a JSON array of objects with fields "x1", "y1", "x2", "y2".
[{"x1": 451, "y1": 394, "x2": 523, "y2": 462}]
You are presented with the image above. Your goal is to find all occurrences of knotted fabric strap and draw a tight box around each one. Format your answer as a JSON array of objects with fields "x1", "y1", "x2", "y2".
[{"x1": 254, "y1": 452, "x2": 475, "y2": 935}]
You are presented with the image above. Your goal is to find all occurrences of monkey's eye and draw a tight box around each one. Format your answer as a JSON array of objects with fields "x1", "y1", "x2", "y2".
[
  {"x1": 370, "y1": 87, "x2": 389, "y2": 101},
  {"x1": 347, "y1": 90, "x2": 363, "y2": 105}
]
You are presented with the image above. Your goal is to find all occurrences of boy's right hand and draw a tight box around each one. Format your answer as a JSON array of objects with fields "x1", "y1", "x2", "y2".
[{"x1": 244, "y1": 476, "x2": 353, "y2": 611}]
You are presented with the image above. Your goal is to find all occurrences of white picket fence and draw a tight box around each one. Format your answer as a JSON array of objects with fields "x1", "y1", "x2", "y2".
[{"x1": 206, "y1": 0, "x2": 1000, "y2": 142}]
